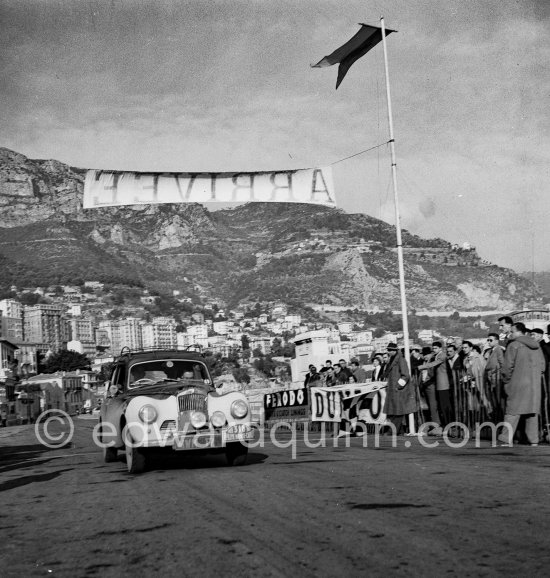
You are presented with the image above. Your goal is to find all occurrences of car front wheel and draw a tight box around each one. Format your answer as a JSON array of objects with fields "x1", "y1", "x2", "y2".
[{"x1": 125, "y1": 436, "x2": 146, "y2": 474}]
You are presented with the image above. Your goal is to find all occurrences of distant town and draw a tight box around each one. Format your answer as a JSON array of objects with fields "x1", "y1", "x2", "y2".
[{"x1": 1, "y1": 279, "x2": 549, "y2": 427}]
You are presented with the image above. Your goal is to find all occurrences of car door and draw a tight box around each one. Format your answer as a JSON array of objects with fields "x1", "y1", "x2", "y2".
[{"x1": 102, "y1": 363, "x2": 128, "y2": 430}]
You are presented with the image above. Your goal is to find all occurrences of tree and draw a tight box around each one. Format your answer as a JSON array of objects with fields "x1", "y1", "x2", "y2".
[
  {"x1": 271, "y1": 338, "x2": 283, "y2": 356},
  {"x1": 42, "y1": 350, "x2": 91, "y2": 373},
  {"x1": 373, "y1": 327, "x2": 385, "y2": 338},
  {"x1": 241, "y1": 335, "x2": 250, "y2": 351},
  {"x1": 20, "y1": 292, "x2": 43, "y2": 306},
  {"x1": 97, "y1": 361, "x2": 115, "y2": 382},
  {"x1": 232, "y1": 367, "x2": 251, "y2": 385}
]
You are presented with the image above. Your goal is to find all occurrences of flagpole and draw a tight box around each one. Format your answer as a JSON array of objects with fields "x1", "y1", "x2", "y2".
[{"x1": 380, "y1": 17, "x2": 415, "y2": 434}]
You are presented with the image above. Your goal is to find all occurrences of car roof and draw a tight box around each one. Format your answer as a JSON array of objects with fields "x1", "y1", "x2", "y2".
[{"x1": 117, "y1": 350, "x2": 206, "y2": 365}]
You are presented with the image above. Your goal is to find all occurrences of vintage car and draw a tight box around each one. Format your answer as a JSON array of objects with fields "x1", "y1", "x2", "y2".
[{"x1": 98, "y1": 348, "x2": 253, "y2": 473}]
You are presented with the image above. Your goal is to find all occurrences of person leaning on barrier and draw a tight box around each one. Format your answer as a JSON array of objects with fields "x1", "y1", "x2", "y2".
[
  {"x1": 319, "y1": 360, "x2": 333, "y2": 375},
  {"x1": 323, "y1": 366, "x2": 337, "y2": 387},
  {"x1": 418, "y1": 341, "x2": 453, "y2": 432},
  {"x1": 350, "y1": 360, "x2": 367, "y2": 383},
  {"x1": 338, "y1": 359, "x2": 353, "y2": 382},
  {"x1": 371, "y1": 356, "x2": 384, "y2": 381},
  {"x1": 419, "y1": 346, "x2": 442, "y2": 436},
  {"x1": 332, "y1": 364, "x2": 349, "y2": 385},
  {"x1": 304, "y1": 365, "x2": 322, "y2": 388},
  {"x1": 498, "y1": 322, "x2": 546, "y2": 446}
]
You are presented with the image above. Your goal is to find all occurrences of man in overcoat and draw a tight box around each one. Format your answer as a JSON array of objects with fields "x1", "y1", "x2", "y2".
[
  {"x1": 498, "y1": 322, "x2": 546, "y2": 446},
  {"x1": 382, "y1": 343, "x2": 417, "y2": 435}
]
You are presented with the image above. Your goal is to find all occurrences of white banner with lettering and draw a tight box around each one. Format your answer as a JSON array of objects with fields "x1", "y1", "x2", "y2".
[
  {"x1": 83, "y1": 167, "x2": 336, "y2": 208},
  {"x1": 310, "y1": 382, "x2": 387, "y2": 424}
]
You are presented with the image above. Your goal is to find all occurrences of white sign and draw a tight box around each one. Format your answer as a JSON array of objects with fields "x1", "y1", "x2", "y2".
[
  {"x1": 310, "y1": 382, "x2": 387, "y2": 424},
  {"x1": 83, "y1": 167, "x2": 336, "y2": 208}
]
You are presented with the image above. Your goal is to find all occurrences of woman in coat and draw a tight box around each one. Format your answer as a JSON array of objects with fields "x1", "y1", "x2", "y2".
[{"x1": 383, "y1": 343, "x2": 418, "y2": 434}]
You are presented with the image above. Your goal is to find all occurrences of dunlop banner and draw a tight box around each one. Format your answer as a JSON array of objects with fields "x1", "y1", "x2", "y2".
[
  {"x1": 83, "y1": 167, "x2": 336, "y2": 208},
  {"x1": 310, "y1": 382, "x2": 387, "y2": 424}
]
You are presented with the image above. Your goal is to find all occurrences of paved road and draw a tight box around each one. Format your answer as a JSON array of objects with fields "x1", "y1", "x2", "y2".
[{"x1": 0, "y1": 418, "x2": 549, "y2": 577}]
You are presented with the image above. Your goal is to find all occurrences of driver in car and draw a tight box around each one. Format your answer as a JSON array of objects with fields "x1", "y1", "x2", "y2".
[
  {"x1": 181, "y1": 370, "x2": 195, "y2": 383},
  {"x1": 130, "y1": 365, "x2": 147, "y2": 384}
]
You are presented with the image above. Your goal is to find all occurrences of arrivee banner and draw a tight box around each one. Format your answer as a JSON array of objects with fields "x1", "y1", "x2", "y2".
[
  {"x1": 83, "y1": 167, "x2": 336, "y2": 208},
  {"x1": 310, "y1": 382, "x2": 387, "y2": 424}
]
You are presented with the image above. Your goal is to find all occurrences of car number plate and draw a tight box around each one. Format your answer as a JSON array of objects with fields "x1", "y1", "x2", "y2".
[
  {"x1": 172, "y1": 433, "x2": 223, "y2": 450},
  {"x1": 225, "y1": 424, "x2": 254, "y2": 442}
]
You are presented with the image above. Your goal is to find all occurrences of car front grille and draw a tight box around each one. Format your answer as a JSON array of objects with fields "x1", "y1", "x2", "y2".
[{"x1": 178, "y1": 393, "x2": 207, "y2": 413}]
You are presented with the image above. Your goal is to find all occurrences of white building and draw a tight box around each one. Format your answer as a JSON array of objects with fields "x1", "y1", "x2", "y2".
[
  {"x1": 141, "y1": 322, "x2": 177, "y2": 349},
  {"x1": 67, "y1": 339, "x2": 96, "y2": 356},
  {"x1": 67, "y1": 304, "x2": 82, "y2": 316},
  {"x1": 284, "y1": 314, "x2": 302, "y2": 327},
  {"x1": 417, "y1": 329, "x2": 434, "y2": 343},
  {"x1": 337, "y1": 322, "x2": 353, "y2": 334},
  {"x1": 98, "y1": 318, "x2": 142, "y2": 353},
  {"x1": 213, "y1": 321, "x2": 229, "y2": 335},
  {"x1": 0, "y1": 299, "x2": 24, "y2": 342},
  {"x1": 187, "y1": 324, "x2": 208, "y2": 340},
  {"x1": 290, "y1": 329, "x2": 344, "y2": 383},
  {"x1": 350, "y1": 330, "x2": 373, "y2": 343},
  {"x1": 250, "y1": 337, "x2": 272, "y2": 356}
]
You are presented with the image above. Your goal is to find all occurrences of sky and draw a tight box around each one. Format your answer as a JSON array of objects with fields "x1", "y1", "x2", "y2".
[{"x1": 1, "y1": 0, "x2": 549, "y2": 272}]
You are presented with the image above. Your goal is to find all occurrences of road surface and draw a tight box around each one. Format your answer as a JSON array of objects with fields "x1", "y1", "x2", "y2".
[{"x1": 0, "y1": 417, "x2": 549, "y2": 577}]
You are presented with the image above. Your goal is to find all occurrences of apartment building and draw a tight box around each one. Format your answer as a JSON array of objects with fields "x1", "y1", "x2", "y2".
[
  {"x1": 23, "y1": 304, "x2": 68, "y2": 351},
  {"x1": 0, "y1": 299, "x2": 24, "y2": 342},
  {"x1": 141, "y1": 322, "x2": 177, "y2": 349}
]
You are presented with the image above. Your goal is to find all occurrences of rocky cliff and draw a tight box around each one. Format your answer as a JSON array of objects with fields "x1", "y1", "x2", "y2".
[{"x1": 0, "y1": 147, "x2": 539, "y2": 311}]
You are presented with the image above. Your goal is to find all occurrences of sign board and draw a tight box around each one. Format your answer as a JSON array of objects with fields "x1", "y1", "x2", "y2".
[
  {"x1": 264, "y1": 388, "x2": 309, "y2": 422},
  {"x1": 310, "y1": 382, "x2": 387, "y2": 424},
  {"x1": 84, "y1": 167, "x2": 336, "y2": 209}
]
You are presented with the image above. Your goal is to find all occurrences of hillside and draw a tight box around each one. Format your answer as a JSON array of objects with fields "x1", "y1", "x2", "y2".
[{"x1": 0, "y1": 147, "x2": 540, "y2": 311}]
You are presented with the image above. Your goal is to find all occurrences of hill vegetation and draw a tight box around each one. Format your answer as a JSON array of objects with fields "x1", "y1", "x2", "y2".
[{"x1": 0, "y1": 147, "x2": 542, "y2": 313}]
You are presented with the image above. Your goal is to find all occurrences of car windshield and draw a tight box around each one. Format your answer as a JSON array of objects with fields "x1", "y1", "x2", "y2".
[{"x1": 128, "y1": 360, "x2": 210, "y2": 388}]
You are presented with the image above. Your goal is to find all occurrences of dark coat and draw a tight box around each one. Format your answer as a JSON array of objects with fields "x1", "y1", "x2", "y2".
[
  {"x1": 502, "y1": 335, "x2": 545, "y2": 414},
  {"x1": 383, "y1": 351, "x2": 417, "y2": 416}
]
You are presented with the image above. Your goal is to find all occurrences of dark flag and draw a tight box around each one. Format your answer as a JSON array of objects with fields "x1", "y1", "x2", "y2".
[{"x1": 312, "y1": 23, "x2": 396, "y2": 89}]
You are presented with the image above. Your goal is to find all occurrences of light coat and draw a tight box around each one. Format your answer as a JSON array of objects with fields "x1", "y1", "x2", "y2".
[
  {"x1": 502, "y1": 335, "x2": 545, "y2": 415},
  {"x1": 418, "y1": 350, "x2": 450, "y2": 391}
]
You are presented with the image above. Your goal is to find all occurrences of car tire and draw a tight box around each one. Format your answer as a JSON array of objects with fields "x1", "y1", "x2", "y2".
[
  {"x1": 99, "y1": 422, "x2": 118, "y2": 463},
  {"x1": 125, "y1": 437, "x2": 146, "y2": 474},
  {"x1": 225, "y1": 442, "x2": 248, "y2": 466}
]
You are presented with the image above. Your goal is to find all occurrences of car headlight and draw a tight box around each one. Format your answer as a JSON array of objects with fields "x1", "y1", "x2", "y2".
[
  {"x1": 210, "y1": 411, "x2": 226, "y2": 428},
  {"x1": 230, "y1": 399, "x2": 248, "y2": 419},
  {"x1": 138, "y1": 404, "x2": 158, "y2": 424},
  {"x1": 190, "y1": 411, "x2": 207, "y2": 428}
]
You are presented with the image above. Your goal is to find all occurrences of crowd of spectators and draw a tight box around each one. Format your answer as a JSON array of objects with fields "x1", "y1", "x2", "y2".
[{"x1": 303, "y1": 315, "x2": 550, "y2": 445}]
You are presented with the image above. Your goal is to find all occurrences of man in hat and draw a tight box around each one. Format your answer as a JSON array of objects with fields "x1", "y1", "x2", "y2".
[
  {"x1": 382, "y1": 343, "x2": 417, "y2": 435},
  {"x1": 498, "y1": 322, "x2": 545, "y2": 446}
]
